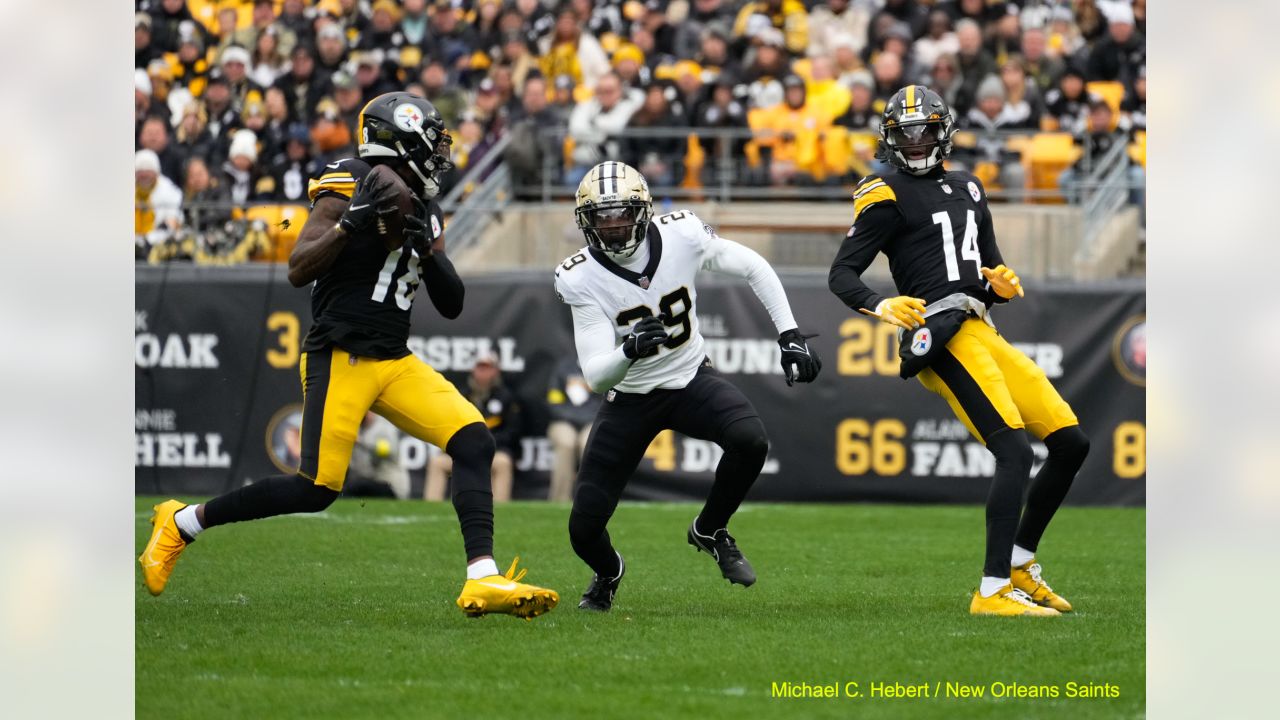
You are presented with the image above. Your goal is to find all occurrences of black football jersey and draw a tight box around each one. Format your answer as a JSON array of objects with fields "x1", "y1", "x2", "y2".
[
  {"x1": 829, "y1": 167, "x2": 1006, "y2": 313},
  {"x1": 302, "y1": 157, "x2": 445, "y2": 359}
]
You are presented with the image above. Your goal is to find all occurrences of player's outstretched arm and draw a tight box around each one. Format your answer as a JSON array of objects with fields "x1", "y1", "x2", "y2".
[{"x1": 701, "y1": 234, "x2": 821, "y2": 384}]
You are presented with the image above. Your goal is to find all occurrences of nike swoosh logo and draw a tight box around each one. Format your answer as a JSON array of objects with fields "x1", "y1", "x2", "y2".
[
  {"x1": 477, "y1": 580, "x2": 519, "y2": 591},
  {"x1": 786, "y1": 343, "x2": 809, "y2": 356},
  {"x1": 348, "y1": 203, "x2": 370, "y2": 211},
  {"x1": 326, "y1": 162, "x2": 341, "y2": 169}
]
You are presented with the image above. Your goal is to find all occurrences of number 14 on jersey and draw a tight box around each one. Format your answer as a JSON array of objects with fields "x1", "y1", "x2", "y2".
[{"x1": 932, "y1": 209, "x2": 981, "y2": 282}]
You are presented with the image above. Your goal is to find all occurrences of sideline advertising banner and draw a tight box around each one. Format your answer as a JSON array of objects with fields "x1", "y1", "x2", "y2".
[{"x1": 136, "y1": 266, "x2": 1144, "y2": 505}]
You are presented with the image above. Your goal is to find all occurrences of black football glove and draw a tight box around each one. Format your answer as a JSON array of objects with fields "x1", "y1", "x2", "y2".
[
  {"x1": 403, "y1": 195, "x2": 433, "y2": 255},
  {"x1": 623, "y1": 316, "x2": 669, "y2": 360},
  {"x1": 338, "y1": 174, "x2": 399, "y2": 235},
  {"x1": 778, "y1": 328, "x2": 822, "y2": 386}
]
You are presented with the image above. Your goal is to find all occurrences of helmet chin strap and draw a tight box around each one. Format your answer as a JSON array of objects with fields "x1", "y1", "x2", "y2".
[{"x1": 394, "y1": 140, "x2": 441, "y2": 199}]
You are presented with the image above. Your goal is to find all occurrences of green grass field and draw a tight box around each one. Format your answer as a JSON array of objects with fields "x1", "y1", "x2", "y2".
[{"x1": 135, "y1": 498, "x2": 1144, "y2": 719}]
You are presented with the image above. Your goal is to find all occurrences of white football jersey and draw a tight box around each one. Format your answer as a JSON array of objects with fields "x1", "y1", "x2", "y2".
[{"x1": 555, "y1": 209, "x2": 720, "y2": 394}]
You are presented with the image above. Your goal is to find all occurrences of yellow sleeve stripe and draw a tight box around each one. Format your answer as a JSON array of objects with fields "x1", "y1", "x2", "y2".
[
  {"x1": 316, "y1": 172, "x2": 355, "y2": 183},
  {"x1": 852, "y1": 184, "x2": 897, "y2": 222},
  {"x1": 307, "y1": 178, "x2": 356, "y2": 202},
  {"x1": 853, "y1": 180, "x2": 886, "y2": 199}
]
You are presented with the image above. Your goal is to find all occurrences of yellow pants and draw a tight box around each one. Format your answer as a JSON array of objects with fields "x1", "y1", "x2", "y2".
[
  {"x1": 917, "y1": 319, "x2": 1078, "y2": 443},
  {"x1": 298, "y1": 347, "x2": 484, "y2": 491}
]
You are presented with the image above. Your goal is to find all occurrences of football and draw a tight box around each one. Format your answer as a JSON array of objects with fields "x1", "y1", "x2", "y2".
[{"x1": 365, "y1": 163, "x2": 416, "y2": 251}]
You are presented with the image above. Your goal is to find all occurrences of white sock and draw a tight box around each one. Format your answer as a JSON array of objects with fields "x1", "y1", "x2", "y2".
[
  {"x1": 174, "y1": 505, "x2": 203, "y2": 539},
  {"x1": 980, "y1": 576, "x2": 1010, "y2": 597},
  {"x1": 1011, "y1": 544, "x2": 1035, "y2": 568},
  {"x1": 467, "y1": 558, "x2": 500, "y2": 580}
]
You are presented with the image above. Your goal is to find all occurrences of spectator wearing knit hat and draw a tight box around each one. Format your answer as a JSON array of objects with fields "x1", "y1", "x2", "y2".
[
  {"x1": 956, "y1": 73, "x2": 1027, "y2": 191},
  {"x1": 315, "y1": 23, "x2": 350, "y2": 76},
  {"x1": 221, "y1": 129, "x2": 265, "y2": 206},
  {"x1": 1087, "y1": 2, "x2": 1145, "y2": 85},
  {"x1": 171, "y1": 23, "x2": 212, "y2": 98},
  {"x1": 136, "y1": 149, "x2": 184, "y2": 254},
  {"x1": 219, "y1": 45, "x2": 265, "y2": 115}
]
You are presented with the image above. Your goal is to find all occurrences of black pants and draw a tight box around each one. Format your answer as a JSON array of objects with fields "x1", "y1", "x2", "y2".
[{"x1": 569, "y1": 366, "x2": 766, "y2": 576}]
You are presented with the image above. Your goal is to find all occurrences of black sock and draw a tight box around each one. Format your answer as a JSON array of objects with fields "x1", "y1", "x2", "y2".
[
  {"x1": 444, "y1": 423, "x2": 496, "y2": 561},
  {"x1": 698, "y1": 417, "x2": 769, "y2": 532},
  {"x1": 1015, "y1": 425, "x2": 1090, "y2": 552},
  {"x1": 569, "y1": 509, "x2": 621, "y2": 578},
  {"x1": 202, "y1": 474, "x2": 338, "y2": 528},
  {"x1": 982, "y1": 429, "x2": 1034, "y2": 578}
]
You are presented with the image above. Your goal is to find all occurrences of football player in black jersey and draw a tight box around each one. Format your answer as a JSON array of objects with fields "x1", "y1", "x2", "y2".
[
  {"x1": 139, "y1": 92, "x2": 558, "y2": 619},
  {"x1": 828, "y1": 85, "x2": 1090, "y2": 617}
]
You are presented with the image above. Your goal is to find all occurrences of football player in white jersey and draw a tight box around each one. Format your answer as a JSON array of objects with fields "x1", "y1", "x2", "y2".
[{"x1": 554, "y1": 161, "x2": 822, "y2": 611}]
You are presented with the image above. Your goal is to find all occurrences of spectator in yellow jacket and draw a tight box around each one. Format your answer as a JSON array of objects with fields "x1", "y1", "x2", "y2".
[
  {"x1": 733, "y1": 0, "x2": 809, "y2": 57},
  {"x1": 750, "y1": 75, "x2": 832, "y2": 185}
]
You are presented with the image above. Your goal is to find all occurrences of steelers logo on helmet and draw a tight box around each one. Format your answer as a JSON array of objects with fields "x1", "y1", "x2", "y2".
[
  {"x1": 393, "y1": 102, "x2": 425, "y2": 132},
  {"x1": 879, "y1": 84, "x2": 956, "y2": 176},
  {"x1": 575, "y1": 161, "x2": 654, "y2": 261}
]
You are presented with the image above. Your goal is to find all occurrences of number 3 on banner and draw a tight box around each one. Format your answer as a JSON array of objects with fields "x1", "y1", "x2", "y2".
[
  {"x1": 371, "y1": 247, "x2": 421, "y2": 310},
  {"x1": 932, "y1": 210, "x2": 980, "y2": 281}
]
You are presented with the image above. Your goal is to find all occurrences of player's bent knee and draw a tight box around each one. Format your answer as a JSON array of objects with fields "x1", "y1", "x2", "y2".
[
  {"x1": 722, "y1": 417, "x2": 769, "y2": 460},
  {"x1": 986, "y1": 428, "x2": 1034, "y2": 473},
  {"x1": 1046, "y1": 425, "x2": 1090, "y2": 463},
  {"x1": 445, "y1": 422, "x2": 496, "y2": 471},
  {"x1": 284, "y1": 475, "x2": 340, "y2": 513}
]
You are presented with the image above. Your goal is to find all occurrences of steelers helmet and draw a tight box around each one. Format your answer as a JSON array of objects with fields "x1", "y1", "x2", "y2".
[
  {"x1": 575, "y1": 161, "x2": 653, "y2": 260},
  {"x1": 879, "y1": 84, "x2": 955, "y2": 175},
  {"x1": 357, "y1": 91, "x2": 454, "y2": 198}
]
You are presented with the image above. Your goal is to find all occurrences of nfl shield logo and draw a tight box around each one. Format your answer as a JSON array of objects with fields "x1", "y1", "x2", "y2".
[{"x1": 639, "y1": 276, "x2": 650, "y2": 290}]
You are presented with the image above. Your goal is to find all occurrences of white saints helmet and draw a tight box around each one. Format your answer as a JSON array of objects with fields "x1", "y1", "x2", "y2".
[{"x1": 575, "y1": 161, "x2": 653, "y2": 260}]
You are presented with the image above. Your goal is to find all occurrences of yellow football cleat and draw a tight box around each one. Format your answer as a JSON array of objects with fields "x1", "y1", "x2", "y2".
[
  {"x1": 456, "y1": 557, "x2": 559, "y2": 620},
  {"x1": 1012, "y1": 560, "x2": 1073, "y2": 612},
  {"x1": 969, "y1": 584, "x2": 1061, "y2": 617},
  {"x1": 139, "y1": 500, "x2": 190, "y2": 596}
]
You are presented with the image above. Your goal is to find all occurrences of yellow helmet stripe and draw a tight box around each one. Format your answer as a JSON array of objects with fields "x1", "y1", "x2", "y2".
[
  {"x1": 357, "y1": 98, "x2": 377, "y2": 145},
  {"x1": 905, "y1": 84, "x2": 916, "y2": 113}
]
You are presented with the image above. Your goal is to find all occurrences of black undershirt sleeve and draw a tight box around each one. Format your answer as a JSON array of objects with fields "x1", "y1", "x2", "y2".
[
  {"x1": 975, "y1": 199, "x2": 1009, "y2": 307},
  {"x1": 828, "y1": 203, "x2": 901, "y2": 313},
  {"x1": 421, "y1": 252, "x2": 466, "y2": 319}
]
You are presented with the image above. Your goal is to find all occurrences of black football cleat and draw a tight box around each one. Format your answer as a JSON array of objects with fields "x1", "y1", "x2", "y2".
[
  {"x1": 688, "y1": 518, "x2": 756, "y2": 587},
  {"x1": 578, "y1": 553, "x2": 625, "y2": 612}
]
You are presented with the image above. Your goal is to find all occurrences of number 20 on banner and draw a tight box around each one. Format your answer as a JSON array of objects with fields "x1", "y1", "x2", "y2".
[{"x1": 838, "y1": 317, "x2": 901, "y2": 376}]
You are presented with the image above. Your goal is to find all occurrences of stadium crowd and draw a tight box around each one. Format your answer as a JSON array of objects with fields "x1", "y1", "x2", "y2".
[{"x1": 135, "y1": 0, "x2": 1146, "y2": 259}]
